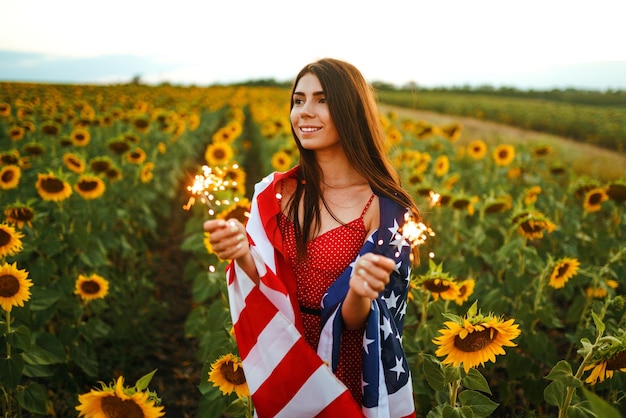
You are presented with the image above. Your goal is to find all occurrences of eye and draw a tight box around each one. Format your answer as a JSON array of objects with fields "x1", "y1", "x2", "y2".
[
  {"x1": 293, "y1": 98, "x2": 304, "y2": 105},
  {"x1": 319, "y1": 97, "x2": 327, "y2": 104}
]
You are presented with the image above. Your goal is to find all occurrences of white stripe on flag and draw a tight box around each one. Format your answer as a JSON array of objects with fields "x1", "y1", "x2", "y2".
[
  {"x1": 228, "y1": 262, "x2": 257, "y2": 324},
  {"x1": 244, "y1": 312, "x2": 301, "y2": 395},
  {"x1": 274, "y1": 364, "x2": 347, "y2": 418}
]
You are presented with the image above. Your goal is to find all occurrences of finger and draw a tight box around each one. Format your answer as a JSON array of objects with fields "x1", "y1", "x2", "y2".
[{"x1": 204, "y1": 219, "x2": 227, "y2": 233}]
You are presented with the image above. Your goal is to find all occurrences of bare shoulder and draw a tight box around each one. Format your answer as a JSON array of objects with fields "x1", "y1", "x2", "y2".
[
  {"x1": 278, "y1": 177, "x2": 298, "y2": 211},
  {"x1": 364, "y1": 194, "x2": 380, "y2": 237}
]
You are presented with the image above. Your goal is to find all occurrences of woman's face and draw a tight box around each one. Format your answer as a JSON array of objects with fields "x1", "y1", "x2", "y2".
[{"x1": 290, "y1": 73, "x2": 341, "y2": 153}]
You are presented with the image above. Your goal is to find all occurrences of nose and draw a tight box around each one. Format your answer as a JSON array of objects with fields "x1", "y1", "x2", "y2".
[{"x1": 299, "y1": 102, "x2": 314, "y2": 118}]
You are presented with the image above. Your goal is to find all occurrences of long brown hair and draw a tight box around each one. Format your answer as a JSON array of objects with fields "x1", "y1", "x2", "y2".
[{"x1": 287, "y1": 58, "x2": 420, "y2": 260}]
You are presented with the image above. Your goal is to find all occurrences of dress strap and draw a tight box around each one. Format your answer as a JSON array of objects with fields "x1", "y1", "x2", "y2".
[{"x1": 360, "y1": 193, "x2": 376, "y2": 218}]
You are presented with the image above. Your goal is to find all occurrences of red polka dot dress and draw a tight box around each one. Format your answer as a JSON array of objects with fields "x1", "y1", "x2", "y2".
[{"x1": 278, "y1": 193, "x2": 375, "y2": 405}]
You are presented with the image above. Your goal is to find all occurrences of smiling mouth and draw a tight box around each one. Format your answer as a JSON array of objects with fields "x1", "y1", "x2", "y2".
[{"x1": 300, "y1": 126, "x2": 321, "y2": 133}]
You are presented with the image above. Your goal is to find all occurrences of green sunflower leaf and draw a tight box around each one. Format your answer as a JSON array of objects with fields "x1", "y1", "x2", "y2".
[{"x1": 461, "y1": 368, "x2": 492, "y2": 395}]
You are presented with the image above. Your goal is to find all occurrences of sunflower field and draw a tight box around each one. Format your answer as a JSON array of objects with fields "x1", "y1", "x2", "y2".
[{"x1": 1, "y1": 81, "x2": 625, "y2": 417}]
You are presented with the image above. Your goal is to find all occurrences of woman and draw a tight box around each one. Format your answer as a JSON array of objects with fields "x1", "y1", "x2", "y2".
[{"x1": 204, "y1": 58, "x2": 420, "y2": 417}]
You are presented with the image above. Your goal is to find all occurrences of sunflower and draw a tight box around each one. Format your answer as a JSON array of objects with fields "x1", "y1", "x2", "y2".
[
  {"x1": 41, "y1": 120, "x2": 61, "y2": 136},
  {"x1": 35, "y1": 173, "x2": 73, "y2": 202},
  {"x1": 140, "y1": 162, "x2": 155, "y2": 183},
  {"x1": 127, "y1": 148, "x2": 147, "y2": 165},
  {"x1": 0, "y1": 262, "x2": 32, "y2": 312},
  {"x1": 433, "y1": 304, "x2": 521, "y2": 373},
  {"x1": 0, "y1": 102, "x2": 11, "y2": 117},
  {"x1": 71, "y1": 128, "x2": 91, "y2": 147},
  {"x1": 492, "y1": 144, "x2": 515, "y2": 166},
  {"x1": 106, "y1": 137, "x2": 131, "y2": 155},
  {"x1": 74, "y1": 273, "x2": 109, "y2": 302},
  {"x1": 1, "y1": 150, "x2": 20, "y2": 165},
  {"x1": 482, "y1": 195, "x2": 512, "y2": 215},
  {"x1": 583, "y1": 187, "x2": 609, "y2": 213},
  {"x1": 385, "y1": 127, "x2": 403, "y2": 145},
  {"x1": 0, "y1": 223, "x2": 24, "y2": 258},
  {"x1": 75, "y1": 175, "x2": 106, "y2": 200},
  {"x1": 208, "y1": 353, "x2": 250, "y2": 399},
  {"x1": 434, "y1": 155, "x2": 450, "y2": 177},
  {"x1": 523, "y1": 186, "x2": 542, "y2": 205},
  {"x1": 89, "y1": 156, "x2": 114, "y2": 174},
  {"x1": 157, "y1": 142, "x2": 167, "y2": 155},
  {"x1": 451, "y1": 195, "x2": 479, "y2": 216},
  {"x1": 217, "y1": 199, "x2": 251, "y2": 225},
  {"x1": 441, "y1": 123, "x2": 462, "y2": 142},
  {"x1": 583, "y1": 334, "x2": 626, "y2": 385},
  {"x1": 512, "y1": 210, "x2": 557, "y2": 240},
  {"x1": 548, "y1": 257, "x2": 580, "y2": 289},
  {"x1": 606, "y1": 181, "x2": 626, "y2": 203},
  {"x1": 23, "y1": 142, "x2": 44, "y2": 156},
  {"x1": 8, "y1": 126, "x2": 25, "y2": 141},
  {"x1": 76, "y1": 375, "x2": 165, "y2": 418},
  {"x1": 271, "y1": 150, "x2": 293, "y2": 172},
  {"x1": 533, "y1": 144, "x2": 553, "y2": 157},
  {"x1": 586, "y1": 279, "x2": 619, "y2": 299},
  {"x1": 454, "y1": 279, "x2": 476, "y2": 305},
  {"x1": 0, "y1": 165, "x2": 21, "y2": 190},
  {"x1": 132, "y1": 114, "x2": 151, "y2": 134},
  {"x1": 4, "y1": 204, "x2": 35, "y2": 229},
  {"x1": 205, "y1": 142, "x2": 234, "y2": 166},
  {"x1": 212, "y1": 126, "x2": 236, "y2": 143},
  {"x1": 416, "y1": 261, "x2": 459, "y2": 301},
  {"x1": 105, "y1": 167, "x2": 123, "y2": 182},
  {"x1": 63, "y1": 153, "x2": 86, "y2": 174}
]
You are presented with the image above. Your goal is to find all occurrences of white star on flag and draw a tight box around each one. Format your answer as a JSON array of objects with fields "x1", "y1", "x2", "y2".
[
  {"x1": 381, "y1": 315, "x2": 393, "y2": 340},
  {"x1": 390, "y1": 356, "x2": 405, "y2": 380}
]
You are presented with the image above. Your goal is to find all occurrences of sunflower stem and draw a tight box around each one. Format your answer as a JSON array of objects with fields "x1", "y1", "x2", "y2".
[
  {"x1": 449, "y1": 379, "x2": 460, "y2": 407},
  {"x1": 5, "y1": 310, "x2": 10, "y2": 360},
  {"x1": 559, "y1": 331, "x2": 602, "y2": 418}
]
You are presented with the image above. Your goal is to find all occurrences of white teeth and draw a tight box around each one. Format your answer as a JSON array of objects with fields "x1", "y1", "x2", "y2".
[{"x1": 301, "y1": 127, "x2": 320, "y2": 132}]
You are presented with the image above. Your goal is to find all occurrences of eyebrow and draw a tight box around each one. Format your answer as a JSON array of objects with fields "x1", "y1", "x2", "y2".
[{"x1": 293, "y1": 90, "x2": 325, "y2": 97}]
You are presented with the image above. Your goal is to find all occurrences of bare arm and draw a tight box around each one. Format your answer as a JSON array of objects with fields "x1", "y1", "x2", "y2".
[
  {"x1": 342, "y1": 253, "x2": 396, "y2": 330},
  {"x1": 203, "y1": 219, "x2": 260, "y2": 284}
]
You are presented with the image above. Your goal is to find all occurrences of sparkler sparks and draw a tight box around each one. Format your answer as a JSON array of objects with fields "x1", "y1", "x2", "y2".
[
  {"x1": 183, "y1": 164, "x2": 241, "y2": 216},
  {"x1": 396, "y1": 211, "x2": 436, "y2": 260}
]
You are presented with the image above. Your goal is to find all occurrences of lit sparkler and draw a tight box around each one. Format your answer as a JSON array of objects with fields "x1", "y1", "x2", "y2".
[
  {"x1": 396, "y1": 211, "x2": 436, "y2": 260},
  {"x1": 183, "y1": 164, "x2": 241, "y2": 216}
]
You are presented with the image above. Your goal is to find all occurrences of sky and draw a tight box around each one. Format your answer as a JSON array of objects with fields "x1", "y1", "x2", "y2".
[{"x1": 1, "y1": 0, "x2": 625, "y2": 90}]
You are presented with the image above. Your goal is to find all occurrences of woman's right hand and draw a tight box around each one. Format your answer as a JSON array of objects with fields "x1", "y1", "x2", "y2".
[{"x1": 203, "y1": 219, "x2": 250, "y2": 261}]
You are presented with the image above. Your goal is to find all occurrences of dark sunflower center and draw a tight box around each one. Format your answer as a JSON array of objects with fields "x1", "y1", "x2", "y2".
[
  {"x1": 74, "y1": 133, "x2": 86, "y2": 142},
  {"x1": 81, "y1": 281, "x2": 101, "y2": 295},
  {"x1": 424, "y1": 279, "x2": 450, "y2": 293},
  {"x1": 0, "y1": 274, "x2": 19, "y2": 297},
  {"x1": 41, "y1": 177, "x2": 65, "y2": 193},
  {"x1": 588, "y1": 193, "x2": 603, "y2": 205},
  {"x1": 556, "y1": 264, "x2": 570, "y2": 279},
  {"x1": 498, "y1": 150, "x2": 508, "y2": 159},
  {"x1": 91, "y1": 161, "x2": 111, "y2": 173},
  {"x1": 454, "y1": 328, "x2": 498, "y2": 352},
  {"x1": 130, "y1": 151, "x2": 141, "y2": 160},
  {"x1": 1, "y1": 170, "x2": 15, "y2": 183},
  {"x1": 101, "y1": 395, "x2": 144, "y2": 418},
  {"x1": 220, "y1": 361, "x2": 247, "y2": 385},
  {"x1": 606, "y1": 350, "x2": 626, "y2": 371},
  {"x1": 134, "y1": 118, "x2": 149, "y2": 129},
  {"x1": 78, "y1": 180, "x2": 99, "y2": 192},
  {"x1": 0, "y1": 229, "x2": 11, "y2": 246},
  {"x1": 213, "y1": 149, "x2": 226, "y2": 159}
]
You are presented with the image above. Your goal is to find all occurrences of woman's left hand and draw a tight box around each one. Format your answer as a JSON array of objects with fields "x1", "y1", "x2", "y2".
[{"x1": 349, "y1": 252, "x2": 395, "y2": 300}]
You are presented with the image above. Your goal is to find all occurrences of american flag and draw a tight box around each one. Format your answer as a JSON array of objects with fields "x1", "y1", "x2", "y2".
[{"x1": 227, "y1": 168, "x2": 416, "y2": 418}]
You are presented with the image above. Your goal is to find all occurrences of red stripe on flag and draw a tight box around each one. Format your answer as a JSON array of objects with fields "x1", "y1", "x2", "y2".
[
  {"x1": 252, "y1": 338, "x2": 337, "y2": 417},
  {"x1": 314, "y1": 391, "x2": 364, "y2": 418},
  {"x1": 232, "y1": 285, "x2": 279, "y2": 360}
]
